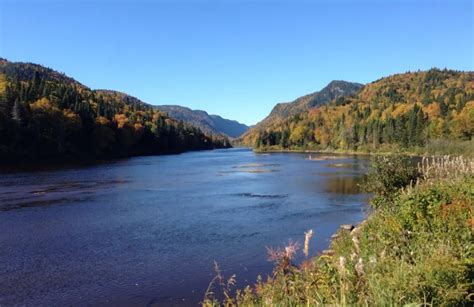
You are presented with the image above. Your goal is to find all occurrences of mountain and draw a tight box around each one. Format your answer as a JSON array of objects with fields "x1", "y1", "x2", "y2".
[
  {"x1": 0, "y1": 59, "x2": 230, "y2": 163},
  {"x1": 241, "y1": 80, "x2": 363, "y2": 144},
  {"x1": 249, "y1": 68, "x2": 474, "y2": 153},
  {"x1": 265, "y1": 80, "x2": 363, "y2": 121},
  {"x1": 156, "y1": 105, "x2": 249, "y2": 138}
]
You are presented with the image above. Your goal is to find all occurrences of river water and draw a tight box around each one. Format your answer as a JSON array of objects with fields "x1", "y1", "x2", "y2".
[{"x1": 0, "y1": 148, "x2": 370, "y2": 306}]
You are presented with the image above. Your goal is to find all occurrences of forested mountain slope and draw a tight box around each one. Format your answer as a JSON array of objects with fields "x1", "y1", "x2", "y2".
[
  {"x1": 240, "y1": 80, "x2": 363, "y2": 143},
  {"x1": 0, "y1": 59, "x2": 230, "y2": 163},
  {"x1": 156, "y1": 105, "x2": 249, "y2": 138},
  {"x1": 247, "y1": 69, "x2": 474, "y2": 154}
]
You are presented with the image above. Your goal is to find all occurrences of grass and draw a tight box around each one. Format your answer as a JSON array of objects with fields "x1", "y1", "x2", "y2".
[
  {"x1": 254, "y1": 139, "x2": 474, "y2": 158},
  {"x1": 203, "y1": 155, "x2": 474, "y2": 306}
]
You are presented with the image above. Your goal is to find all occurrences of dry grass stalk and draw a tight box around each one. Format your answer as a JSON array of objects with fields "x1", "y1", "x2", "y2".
[
  {"x1": 418, "y1": 155, "x2": 474, "y2": 182},
  {"x1": 303, "y1": 229, "x2": 314, "y2": 257},
  {"x1": 266, "y1": 240, "x2": 299, "y2": 276}
]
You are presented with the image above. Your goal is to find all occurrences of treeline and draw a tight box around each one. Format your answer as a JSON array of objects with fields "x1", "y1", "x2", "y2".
[
  {"x1": 248, "y1": 69, "x2": 474, "y2": 153},
  {"x1": 0, "y1": 59, "x2": 230, "y2": 163}
]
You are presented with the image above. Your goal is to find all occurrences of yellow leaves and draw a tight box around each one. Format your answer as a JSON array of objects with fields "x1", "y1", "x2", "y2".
[
  {"x1": 0, "y1": 74, "x2": 7, "y2": 94},
  {"x1": 63, "y1": 109, "x2": 79, "y2": 120},
  {"x1": 426, "y1": 118, "x2": 444, "y2": 139},
  {"x1": 314, "y1": 127, "x2": 330, "y2": 147},
  {"x1": 165, "y1": 118, "x2": 174, "y2": 126},
  {"x1": 114, "y1": 114, "x2": 129, "y2": 128},
  {"x1": 380, "y1": 105, "x2": 394, "y2": 121},
  {"x1": 423, "y1": 103, "x2": 441, "y2": 119},
  {"x1": 96, "y1": 116, "x2": 110, "y2": 125},
  {"x1": 391, "y1": 103, "x2": 413, "y2": 118},
  {"x1": 134, "y1": 123, "x2": 144, "y2": 131},
  {"x1": 289, "y1": 125, "x2": 306, "y2": 145},
  {"x1": 450, "y1": 101, "x2": 474, "y2": 139},
  {"x1": 63, "y1": 109, "x2": 82, "y2": 132},
  {"x1": 31, "y1": 97, "x2": 56, "y2": 110}
]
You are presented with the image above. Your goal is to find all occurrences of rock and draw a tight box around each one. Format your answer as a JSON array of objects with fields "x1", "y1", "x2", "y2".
[
  {"x1": 340, "y1": 224, "x2": 355, "y2": 231},
  {"x1": 331, "y1": 234, "x2": 339, "y2": 240}
]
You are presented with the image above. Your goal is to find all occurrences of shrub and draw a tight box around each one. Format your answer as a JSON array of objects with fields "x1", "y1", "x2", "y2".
[{"x1": 363, "y1": 155, "x2": 420, "y2": 208}]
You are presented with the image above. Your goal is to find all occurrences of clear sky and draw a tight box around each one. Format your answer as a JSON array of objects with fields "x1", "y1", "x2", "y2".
[{"x1": 1, "y1": 0, "x2": 472, "y2": 125}]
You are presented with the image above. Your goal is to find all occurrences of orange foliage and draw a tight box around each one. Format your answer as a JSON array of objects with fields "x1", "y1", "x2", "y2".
[
  {"x1": 391, "y1": 103, "x2": 413, "y2": 118},
  {"x1": 114, "y1": 114, "x2": 129, "y2": 128},
  {"x1": 134, "y1": 123, "x2": 144, "y2": 131},
  {"x1": 423, "y1": 103, "x2": 441, "y2": 119},
  {"x1": 31, "y1": 98, "x2": 55, "y2": 110},
  {"x1": 96, "y1": 116, "x2": 110, "y2": 125}
]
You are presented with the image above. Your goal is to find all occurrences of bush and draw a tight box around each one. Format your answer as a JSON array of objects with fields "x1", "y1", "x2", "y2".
[{"x1": 363, "y1": 155, "x2": 420, "y2": 208}]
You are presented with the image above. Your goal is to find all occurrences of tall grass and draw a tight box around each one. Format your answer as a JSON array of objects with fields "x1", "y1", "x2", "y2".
[
  {"x1": 203, "y1": 155, "x2": 474, "y2": 306},
  {"x1": 418, "y1": 155, "x2": 474, "y2": 182}
]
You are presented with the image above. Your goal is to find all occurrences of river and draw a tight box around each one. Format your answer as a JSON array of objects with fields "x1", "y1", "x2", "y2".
[{"x1": 0, "y1": 148, "x2": 370, "y2": 306}]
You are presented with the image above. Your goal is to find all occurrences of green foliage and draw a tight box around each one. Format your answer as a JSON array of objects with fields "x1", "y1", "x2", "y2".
[
  {"x1": 205, "y1": 157, "x2": 474, "y2": 306},
  {"x1": 0, "y1": 59, "x2": 230, "y2": 163},
  {"x1": 363, "y1": 155, "x2": 420, "y2": 208},
  {"x1": 244, "y1": 69, "x2": 474, "y2": 156}
]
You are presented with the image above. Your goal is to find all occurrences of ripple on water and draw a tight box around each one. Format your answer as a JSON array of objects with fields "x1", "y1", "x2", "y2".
[{"x1": 231, "y1": 192, "x2": 288, "y2": 199}]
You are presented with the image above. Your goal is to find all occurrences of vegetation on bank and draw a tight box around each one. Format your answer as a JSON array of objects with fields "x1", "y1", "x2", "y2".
[
  {"x1": 243, "y1": 69, "x2": 474, "y2": 155},
  {"x1": 252, "y1": 139, "x2": 474, "y2": 157},
  {"x1": 203, "y1": 155, "x2": 474, "y2": 306},
  {"x1": 0, "y1": 59, "x2": 230, "y2": 163}
]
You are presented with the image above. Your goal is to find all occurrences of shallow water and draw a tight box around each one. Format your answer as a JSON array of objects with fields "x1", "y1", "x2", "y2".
[{"x1": 0, "y1": 148, "x2": 370, "y2": 306}]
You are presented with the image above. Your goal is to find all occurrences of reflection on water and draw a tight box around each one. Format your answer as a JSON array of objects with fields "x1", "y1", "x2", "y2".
[
  {"x1": 0, "y1": 149, "x2": 370, "y2": 306},
  {"x1": 0, "y1": 179, "x2": 130, "y2": 211},
  {"x1": 323, "y1": 175, "x2": 364, "y2": 195}
]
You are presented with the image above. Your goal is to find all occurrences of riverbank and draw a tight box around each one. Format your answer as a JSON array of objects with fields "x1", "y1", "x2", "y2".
[
  {"x1": 249, "y1": 139, "x2": 474, "y2": 158},
  {"x1": 204, "y1": 155, "x2": 474, "y2": 306}
]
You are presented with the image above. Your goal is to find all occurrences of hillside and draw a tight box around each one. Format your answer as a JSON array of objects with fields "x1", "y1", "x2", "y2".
[
  {"x1": 0, "y1": 59, "x2": 230, "y2": 163},
  {"x1": 156, "y1": 105, "x2": 249, "y2": 138},
  {"x1": 248, "y1": 69, "x2": 474, "y2": 154},
  {"x1": 240, "y1": 80, "x2": 363, "y2": 143}
]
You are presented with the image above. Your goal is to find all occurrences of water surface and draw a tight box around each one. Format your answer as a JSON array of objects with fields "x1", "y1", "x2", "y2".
[{"x1": 0, "y1": 148, "x2": 370, "y2": 306}]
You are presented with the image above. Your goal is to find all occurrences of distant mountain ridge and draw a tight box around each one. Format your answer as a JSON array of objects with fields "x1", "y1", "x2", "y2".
[
  {"x1": 267, "y1": 80, "x2": 363, "y2": 120},
  {"x1": 156, "y1": 105, "x2": 249, "y2": 138},
  {"x1": 244, "y1": 68, "x2": 474, "y2": 152},
  {"x1": 0, "y1": 59, "x2": 230, "y2": 163},
  {"x1": 241, "y1": 80, "x2": 363, "y2": 143}
]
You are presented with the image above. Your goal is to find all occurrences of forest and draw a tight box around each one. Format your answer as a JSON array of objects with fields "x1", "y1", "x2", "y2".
[
  {"x1": 243, "y1": 69, "x2": 474, "y2": 154},
  {"x1": 0, "y1": 59, "x2": 230, "y2": 163}
]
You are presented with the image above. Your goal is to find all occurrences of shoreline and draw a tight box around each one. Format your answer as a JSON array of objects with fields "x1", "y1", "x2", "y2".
[
  {"x1": 251, "y1": 147, "x2": 472, "y2": 158},
  {"x1": 0, "y1": 146, "x2": 232, "y2": 173}
]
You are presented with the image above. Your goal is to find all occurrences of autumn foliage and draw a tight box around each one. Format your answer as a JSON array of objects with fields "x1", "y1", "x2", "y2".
[
  {"x1": 0, "y1": 59, "x2": 230, "y2": 163},
  {"x1": 245, "y1": 69, "x2": 474, "y2": 154}
]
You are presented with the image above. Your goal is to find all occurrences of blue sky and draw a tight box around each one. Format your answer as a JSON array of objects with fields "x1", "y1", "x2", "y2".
[{"x1": 1, "y1": 0, "x2": 472, "y2": 125}]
